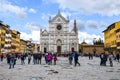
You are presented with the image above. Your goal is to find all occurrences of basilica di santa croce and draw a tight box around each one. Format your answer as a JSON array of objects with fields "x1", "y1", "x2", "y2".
[{"x1": 40, "y1": 11, "x2": 79, "y2": 54}]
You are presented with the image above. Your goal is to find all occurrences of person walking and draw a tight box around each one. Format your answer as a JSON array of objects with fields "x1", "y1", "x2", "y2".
[
  {"x1": 45, "y1": 52, "x2": 48, "y2": 64},
  {"x1": 21, "y1": 54, "x2": 25, "y2": 65},
  {"x1": 53, "y1": 55, "x2": 57, "y2": 65},
  {"x1": 0, "y1": 53, "x2": 3, "y2": 61},
  {"x1": 109, "y1": 52, "x2": 114, "y2": 67},
  {"x1": 68, "y1": 53, "x2": 73, "y2": 65},
  {"x1": 9, "y1": 53, "x2": 15, "y2": 69},
  {"x1": 47, "y1": 53, "x2": 52, "y2": 65},
  {"x1": 72, "y1": 51, "x2": 80, "y2": 66},
  {"x1": 38, "y1": 53, "x2": 42, "y2": 64},
  {"x1": 6, "y1": 53, "x2": 11, "y2": 64},
  {"x1": 116, "y1": 53, "x2": 120, "y2": 62},
  {"x1": 100, "y1": 53, "x2": 105, "y2": 66},
  {"x1": 101, "y1": 53, "x2": 107, "y2": 66},
  {"x1": 28, "y1": 53, "x2": 31, "y2": 64},
  {"x1": 88, "y1": 53, "x2": 93, "y2": 60}
]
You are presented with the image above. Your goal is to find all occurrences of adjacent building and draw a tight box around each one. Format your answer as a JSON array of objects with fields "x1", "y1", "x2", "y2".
[
  {"x1": 116, "y1": 28, "x2": 120, "y2": 51},
  {"x1": 0, "y1": 21, "x2": 40, "y2": 54},
  {"x1": 0, "y1": 21, "x2": 6, "y2": 54},
  {"x1": 79, "y1": 40, "x2": 104, "y2": 56},
  {"x1": 20, "y1": 39, "x2": 27, "y2": 53},
  {"x1": 103, "y1": 21, "x2": 120, "y2": 54},
  {"x1": 40, "y1": 11, "x2": 79, "y2": 54},
  {"x1": 0, "y1": 21, "x2": 11, "y2": 54},
  {"x1": 4, "y1": 25, "x2": 11, "y2": 54},
  {"x1": 11, "y1": 30, "x2": 20, "y2": 52}
]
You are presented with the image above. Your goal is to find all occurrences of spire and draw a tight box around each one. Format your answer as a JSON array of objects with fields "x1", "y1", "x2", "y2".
[
  {"x1": 49, "y1": 16, "x2": 51, "y2": 20},
  {"x1": 73, "y1": 19, "x2": 78, "y2": 35},
  {"x1": 58, "y1": 9, "x2": 60, "y2": 14},
  {"x1": 67, "y1": 16, "x2": 69, "y2": 21},
  {"x1": 40, "y1": 28, "x2": 42, "y2": 34}
]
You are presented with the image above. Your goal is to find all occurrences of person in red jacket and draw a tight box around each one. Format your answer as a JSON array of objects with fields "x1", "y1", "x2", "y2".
[
  {"x1": 0, "y1": 53, "x2": 3, "y2": 61},
  {"x1": 53, "y1": 55, "x2": 57, "y2": 65}
]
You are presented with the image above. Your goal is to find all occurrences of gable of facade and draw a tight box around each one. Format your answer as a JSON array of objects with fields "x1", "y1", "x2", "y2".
[{"x1": 40, "y1": 11, "x2": 79, "y2": 54}]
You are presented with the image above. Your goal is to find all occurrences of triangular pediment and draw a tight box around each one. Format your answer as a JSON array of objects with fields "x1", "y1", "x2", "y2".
[
  {"x1": 42, "y1": 30, "x2": 49, "y2": 35},
  {"x1": 49, "y1": 12, "x2": 69, "y2": 23}
]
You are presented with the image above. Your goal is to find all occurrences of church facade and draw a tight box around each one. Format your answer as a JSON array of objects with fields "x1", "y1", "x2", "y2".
[{"x1": 40, "y1": 11, "x2": 79, "y2": 54}]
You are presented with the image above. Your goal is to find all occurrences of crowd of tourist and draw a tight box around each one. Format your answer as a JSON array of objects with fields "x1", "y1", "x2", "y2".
[{"x1": 0, "y1": 51, "x2": 120, "y2": 69}]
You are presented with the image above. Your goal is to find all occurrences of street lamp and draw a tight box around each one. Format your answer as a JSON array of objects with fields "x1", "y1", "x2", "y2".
[{"x1": 93, "y1": 38, "x2": 96, "y2": 56}]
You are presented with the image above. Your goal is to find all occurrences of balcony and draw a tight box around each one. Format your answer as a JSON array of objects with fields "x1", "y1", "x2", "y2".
[
  {"x1": 1, "y1": 30, "x2": 6, "y2": 33},
  {"x1": 5, "y1": 39, "x2": 11, "y2": 42},
  {"x1": 11, "y1": 30, "x2": 17, "y2": 34},
  {"x1": 1, "y1": 41, "x2": 5, "y2": 44},
  {"x1": 16, "y1": 38, "x2": 20, "y2": 42},
  {"x1": 1, "y1": 35, "x2": 5, "y2": 38},
  {"x1": 4, "y1": 44, "x2": 11, "y2": 47},
  {"x1": 5, "y1": 34, "x2": 11, "y2": 37},
  {"x1": 111, "y1": 45, "x2": 116, "y2": 47},
  {"x1": 11, "y1": 45, "x2": 16, "y2": 49}
]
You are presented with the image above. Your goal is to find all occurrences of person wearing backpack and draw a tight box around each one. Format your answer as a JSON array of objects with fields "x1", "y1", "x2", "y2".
[
  {"x1": 109, "y1": 52, "x2": 114, "y2": 67},
  {"x1": 72, "y1": 50, "x2": 80, "y2": 66}
]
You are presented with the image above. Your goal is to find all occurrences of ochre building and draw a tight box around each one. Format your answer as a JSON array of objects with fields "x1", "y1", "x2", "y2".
[
  {"x1": 0, "y1": 21, "x2": 11, "y2": 54},
  {"x1": 103, "y1": 21, "x2": 120, "y2": 54},
  {"x1": 20, "y1": 39, "x2": 27, "y2": 53},
  {"x1": 79, "y1": 41, "x2": 104, "y2": 56},
  {"x1": 11, "y1": 30, "x2": 20, "y2": 52}
]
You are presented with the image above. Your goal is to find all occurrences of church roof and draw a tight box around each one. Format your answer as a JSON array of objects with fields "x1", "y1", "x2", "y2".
[
  {"x1": 81, "y1": 40, "x2": 87, "y2": 45},
  {"x1": 49, "y1": 11, "x2": 69, "y2": 23}
]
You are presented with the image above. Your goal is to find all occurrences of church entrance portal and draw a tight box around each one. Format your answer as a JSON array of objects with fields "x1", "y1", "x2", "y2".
[
  {"x1": 56, "y1": 39, "x2": 62, "y2": 54},
  {"x1": 57, "y1": 46, "x2": 61, "y2": 53},
  {"x1": 71, "y1": 48, "x2": 74, "y2": 52},
  {"x1": 44, "y1": 47, "x2": 47, "y2": 53}
]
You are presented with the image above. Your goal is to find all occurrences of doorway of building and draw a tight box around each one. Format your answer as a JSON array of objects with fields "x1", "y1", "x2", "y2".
[
  {"x1": 44, "y1": 47, "x2": 47, "y2": 53},
  {"x1": 57, "y1": 46, "x2": 61, "y2": 53},
  {"x1": 71, "y1": 47, "x2": 74, "y2": 52},
  {"x1": 56, "y1": 39, "x2": 62, "y2": 54}
]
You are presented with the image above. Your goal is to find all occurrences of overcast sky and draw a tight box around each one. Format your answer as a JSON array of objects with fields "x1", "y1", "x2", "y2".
[{"x1": 0, "y1": 0, "x2": 120, "y2": 44}]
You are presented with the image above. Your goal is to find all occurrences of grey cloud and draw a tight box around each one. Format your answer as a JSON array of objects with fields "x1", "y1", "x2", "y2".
[
  {"x1": 25, "y1": 23, "x2": 41, "y2": 31},
  {"x1": 77, "y1": 21, "x2": 85, "y2": 31},
  {"x1": 71, "y1": 20, "x2": 99, "y2": 31},
  {"x1": 51, "y1": 0, "x2": 120, "y2": 16},
  {"x1": 70, "y1": 20, "x2": 85, "y2": 31},
  {"x1": 86, "y1": 21, "x2": 98, "y2": 29}
]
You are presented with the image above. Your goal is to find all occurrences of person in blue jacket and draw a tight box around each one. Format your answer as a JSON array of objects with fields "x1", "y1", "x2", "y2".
[{"x1": 72, "y1": 50, "x2": 80, "y2": 66}]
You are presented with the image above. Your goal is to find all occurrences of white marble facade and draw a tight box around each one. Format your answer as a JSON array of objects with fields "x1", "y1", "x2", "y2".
[{"x1": 40, "y1": 11, "x2": 79, "y2": 54}]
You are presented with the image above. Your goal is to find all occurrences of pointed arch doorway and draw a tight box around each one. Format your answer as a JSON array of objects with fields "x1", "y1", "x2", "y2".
[
  {"x1": 44, "y1": 47, "x2": 47, "y2": 53},
  {"x1": 56, "y1": 39, "x2": 62, "y2": 54},
  {"x1": 71, "y1": 47, "x2": 74, "y2": 52}
]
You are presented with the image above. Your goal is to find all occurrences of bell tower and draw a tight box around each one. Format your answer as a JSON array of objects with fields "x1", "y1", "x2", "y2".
[{"x1": 73, "y1": 19, "x2": 78, "y2": 35}]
